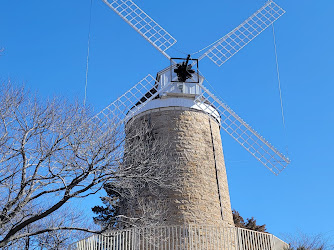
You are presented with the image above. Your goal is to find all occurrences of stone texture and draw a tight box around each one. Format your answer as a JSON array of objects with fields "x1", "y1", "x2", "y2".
[{"x1": 126, "y1": 106, "x2": 234, "y2": 228}]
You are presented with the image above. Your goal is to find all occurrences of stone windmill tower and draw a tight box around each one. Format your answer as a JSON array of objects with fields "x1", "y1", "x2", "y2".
[
  {"x1": 124, "y1": 68, "x2": 235, "y2": 228},
  {"x1": 96, "y1": 0, "x2": 290, "y2": 230}
]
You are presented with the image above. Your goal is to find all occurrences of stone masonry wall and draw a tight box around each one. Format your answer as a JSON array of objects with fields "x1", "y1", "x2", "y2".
[{"x1": 126, "y1": 107, "x2": 234, "y2": 228}]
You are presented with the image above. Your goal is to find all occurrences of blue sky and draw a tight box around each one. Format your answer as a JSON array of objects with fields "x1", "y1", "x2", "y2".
[{"x1": 1, "y1": 0, "x2": 334, "y2": 243}]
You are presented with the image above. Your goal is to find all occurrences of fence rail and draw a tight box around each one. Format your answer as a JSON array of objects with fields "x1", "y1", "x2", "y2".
[{"x1": 69, "y1": 225, "x2": 288, "y2": 250}]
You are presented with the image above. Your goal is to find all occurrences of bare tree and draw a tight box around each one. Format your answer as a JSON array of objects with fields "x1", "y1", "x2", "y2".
[
  {"x1": 4, "y1": 207, "x2": 92, "y2": 249},
  {"x1": 0, "y1": 82, "x2": 180, "y2": 247},
  {"x1": 0, "y1": 82, "x2": 121, "y2": 247},
  {"x1": 93, "y1": 115, "x2": 181, "y2": 229},
  {"x1": 283, "y1": 231, "x2": 334, "y2": 250}
]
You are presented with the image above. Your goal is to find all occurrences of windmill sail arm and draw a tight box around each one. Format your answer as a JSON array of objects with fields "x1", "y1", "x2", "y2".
[
  {"x1": 195, "y1": 84, "x2": 290, "y2": 175},
  {"x1": 92, "y1": 74, "x2": 174, "y2": 128},
  {"x1": 102, "y1": 0, "x2": 177, "y2": 59},
  {"x1": 198, "y1": 0, "x2": 285, "y2": 67}
]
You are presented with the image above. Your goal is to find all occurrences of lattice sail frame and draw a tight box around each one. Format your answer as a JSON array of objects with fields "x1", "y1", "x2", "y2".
[
  {"x1": 103, "y1": 0, "x2": 177, "y2": 59},
  {"x1": 91, "y1": 75, "x2": 159, "y2": 165},
  {"x1": 194, "y1": 84, "x2": 290, "y2": 175},
  {"x1": 92, "y1": 75, "x2": 170, "y2": 128},
  {"x1": 199, "y1": 0, "x2": 285, "y2": 67}
]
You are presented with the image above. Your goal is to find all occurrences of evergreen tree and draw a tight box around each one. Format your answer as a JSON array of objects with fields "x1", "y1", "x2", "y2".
[
  {"x1": 92, "y1": 183, "x2": 121, "y2": 228},
  {"x1": 232, "y1": 209, "x2": 267, "y2": 232}
]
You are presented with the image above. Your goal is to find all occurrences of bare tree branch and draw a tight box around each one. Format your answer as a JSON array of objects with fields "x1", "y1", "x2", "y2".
[
  {"x1": 93, "y1": 116, "x2": 182, "y2": 230},
  {"x1": 0, "y1": 82, "x2": 121, "y2": 247},
  {"x1": 0, "y1": 81, "x2": 180, "y2": 248}
]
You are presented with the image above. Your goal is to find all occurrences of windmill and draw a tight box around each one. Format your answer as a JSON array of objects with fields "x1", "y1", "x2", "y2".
[{"x1": 94, "y1": 0, "x2": 290, "y2": 228}]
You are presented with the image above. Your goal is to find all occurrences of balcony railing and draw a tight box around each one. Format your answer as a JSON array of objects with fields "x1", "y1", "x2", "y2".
[{"x1": 69, "y1": 225, "x2": 288, "y2": 250}]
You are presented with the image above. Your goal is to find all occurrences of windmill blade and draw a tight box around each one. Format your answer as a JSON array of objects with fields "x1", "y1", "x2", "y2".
[
  {"x1": 103, "y1": 0, "x2": 177, "y2": 59},
  {"x1": 198, "y1": 0, "x2": 285, "y2": 67},
  {"x1": 90, "y1": 75, "x2": 161, "y2": 161},
  {"x1": 92, "y1": 74, "x2": 177, "y2": 134},
  {"x1": 92, "y1": 74, "x2": 168, "y2": 128},
  {"x1": 194, "y1": 84, "x2": 290, "y2": 175}
]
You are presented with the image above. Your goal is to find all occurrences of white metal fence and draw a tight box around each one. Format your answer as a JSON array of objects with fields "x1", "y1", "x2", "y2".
[{"x1": 68, "y1": 225, "x2": 288, "y2": 250}]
